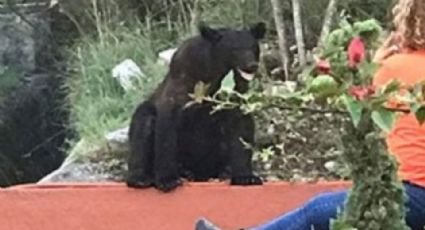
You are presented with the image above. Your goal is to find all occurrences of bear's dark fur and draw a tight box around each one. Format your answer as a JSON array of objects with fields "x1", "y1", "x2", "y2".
[{"x1": 127, "y1": 22, "x2": 266, "y2": 192}]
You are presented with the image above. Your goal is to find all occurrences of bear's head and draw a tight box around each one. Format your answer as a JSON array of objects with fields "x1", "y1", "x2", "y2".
[{"x1": 199, "y1": 22, "x2": 266, "y2": 81}]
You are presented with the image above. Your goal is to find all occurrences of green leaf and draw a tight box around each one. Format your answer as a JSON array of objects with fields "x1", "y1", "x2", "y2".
[
  {"x1": 220, "y1": 72, "x2": 235, "y2": 91},
  {"x1": 358, "y1": 62, "x2": 379, "y2": 82},
  {"x1": 410, "y1": 102, "x2": 420, "y2": 113},
  {"x1": 369, "y1": 96, "x2": 389, "y2": 110},
  {"x1": 342, "y1": 94, "x2": 363, "y2": 128},
  {"x1": 309, "y1": 74, "x2": 339, "y2": 98},
  {"x1": 190, "y1": 81, "x2": 210, "y2": 104},
  {"x1": 414, "y1": 106, "x2": 425, "y2": 125},
  {"x1": 410, "y1": 103, "x2": 425, "y2": 125},
  {"x1": 382, "y1": 80, "x2": 401, "y2": 94},
  {"x1": 371, "y1": 109, "x2": 396, "y2": 132}
]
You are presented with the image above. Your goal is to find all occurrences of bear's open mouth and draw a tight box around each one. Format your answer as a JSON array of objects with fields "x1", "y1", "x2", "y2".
[{"x1": 237, "y1": 69, "x2": 255, "y2": 81}]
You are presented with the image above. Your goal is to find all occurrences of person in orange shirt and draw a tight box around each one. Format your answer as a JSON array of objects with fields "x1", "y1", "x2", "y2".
[{"x1": 196, "y1": 0, "x2": 425, "y2": 229}]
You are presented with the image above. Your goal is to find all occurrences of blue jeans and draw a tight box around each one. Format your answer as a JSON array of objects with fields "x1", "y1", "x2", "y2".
[{"x1": 253, "y1": 182, "x2": 425, "y2": 230}]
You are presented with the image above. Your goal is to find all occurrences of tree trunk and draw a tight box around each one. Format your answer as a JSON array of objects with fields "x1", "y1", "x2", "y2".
[
  {"x1": 190, "y1": 0, "x2": 201, "y2": 36},
  {"x1": 270, "y1": 0, "x2": 290, "y2": 80},
  {"x1": 292, "y1": 0, "x2": 306, "y2": 68},
  {"x1": 318, "y1": 0, "x2": 338, "y2": 47}
]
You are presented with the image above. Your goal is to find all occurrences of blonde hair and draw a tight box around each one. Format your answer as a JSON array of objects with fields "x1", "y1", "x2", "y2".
[{"x1": 392, "y1": 0, "x2": 425, "y2": 50}]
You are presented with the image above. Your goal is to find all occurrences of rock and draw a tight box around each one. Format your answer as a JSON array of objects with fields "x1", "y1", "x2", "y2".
[
  {"x1": 0, "y1": 3, "x2": 51, "y2": 75},
  {"x1": 158, "y1": 48, "x2": 177, "y2": 65},
  {"x1": 38, "y1": 128, "x2": 130, "y2": 184},
  {"x1": 324, "y1": 161, "x2": 338, "y2": 172},
  {"x1": 105, "y1": 127, "x2": 129, "y2": 147},
  {"x1": 0, "y1": 3, "x2": 73, "y2": 187},
  {"x1": 38, "y1": 162, "x2": 121, "y2": 183},
  {"x1": 263, "y1": 80, "x2": 298, "y2": 97},
  {"x1": 112, "y1": 59, "x2": 144, "y2": 91},
  {"x1": 0, "y1": 73, "x2": 67, "y2": 187},
  {"x1": 284, "y1": 81, "x2": 298, "y2": 93}
]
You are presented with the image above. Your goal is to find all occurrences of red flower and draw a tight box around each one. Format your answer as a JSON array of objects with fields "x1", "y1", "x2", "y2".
[
  {"x1": 347, "y1": 36, "x2": 366, "y2": 68},
  {"x1": 349, "y1": 85, "x2": 376, "y2": 100},
  {"x1": 316, "y1": 59, "x2": 331, "y2": 74}
]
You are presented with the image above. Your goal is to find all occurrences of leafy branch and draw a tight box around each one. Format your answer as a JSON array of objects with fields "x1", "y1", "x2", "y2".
[{"x1": 187, "y1": 18, "x2": 420, "y2": 230}]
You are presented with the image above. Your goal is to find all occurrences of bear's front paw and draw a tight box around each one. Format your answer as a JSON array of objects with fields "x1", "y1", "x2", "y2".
[
  {"x1": 155, "y1": 177, "x2": 183, "y2": 192},
  {"x1": 126, "y1": 176, "x2": 154, "y2": 189},
  {"x1": 230, "y1": 175, "x2": 263, "y2": 186}
]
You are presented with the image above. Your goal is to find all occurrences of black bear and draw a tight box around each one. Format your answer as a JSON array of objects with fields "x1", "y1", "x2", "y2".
[{"x1": 127, "y1": 22, "x2": 266, "y2": 192}]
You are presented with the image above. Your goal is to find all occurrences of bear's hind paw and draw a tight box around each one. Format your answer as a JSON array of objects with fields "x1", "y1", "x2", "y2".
[
  {"x1": 126, "y1": 176, "x2": 154, "y2": 189},
  {"x1": 155, "y1": 178, "x2": 183, "y2": 192}
]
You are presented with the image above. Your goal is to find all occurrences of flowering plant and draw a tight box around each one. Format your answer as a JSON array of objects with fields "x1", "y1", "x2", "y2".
[
  {"x1": 310, "y1": 19, "x2": 416, "y2": 230},
  {"x1": 189, "y1": 19, "x2": 425, "y2": 229}
]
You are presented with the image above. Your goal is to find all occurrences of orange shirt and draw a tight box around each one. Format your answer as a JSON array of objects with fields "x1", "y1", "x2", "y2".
[{"x1": 373, "y1": 50, "x2": 425, "y2": 187}]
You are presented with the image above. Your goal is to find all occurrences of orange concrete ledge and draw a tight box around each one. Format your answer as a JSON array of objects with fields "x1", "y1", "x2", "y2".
[{"x1": 0, "y1": 182, "x2": 350, "y2": 230}]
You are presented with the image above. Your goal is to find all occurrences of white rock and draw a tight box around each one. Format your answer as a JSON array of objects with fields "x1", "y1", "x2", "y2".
[
  {"x1": 158, "y1": 48, "x2": 177, "y2": 65},
  {"x1": 324, "y1": 161, "x2": 338, "y2": 172},
  {"x1": 49, "y1": 0, "x2": 59, "y2": 7},
  {"x1": 105, "y1": 127, "x2": 129, "y2": 144},
  {"x1": 284, "y1": 81, "x2": 298, "y2": 93},
  {"x1": 112, "y1": 59, "x2": 144, "y2": 91}
]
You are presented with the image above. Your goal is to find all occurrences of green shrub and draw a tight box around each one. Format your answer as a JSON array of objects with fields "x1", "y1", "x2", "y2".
[{"x1": 65, "y1": 23, "x2": 166, "y2": 143}]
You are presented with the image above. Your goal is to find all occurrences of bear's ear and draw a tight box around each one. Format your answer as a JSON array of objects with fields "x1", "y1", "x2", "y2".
[
  {"x1": 250, "y1": 22, "x2": 267, "y2": 40},
  {"x1": 199, "y1": 23, "x2": 222, "y2": 43}
]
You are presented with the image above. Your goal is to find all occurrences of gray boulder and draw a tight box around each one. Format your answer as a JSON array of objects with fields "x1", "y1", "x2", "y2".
[
  {"x1": 38, "y1": 127, "x2": 130, "y2": 184},
  {"x1": 0, "y1": 3, "x2": 51, "y2": 75}
]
